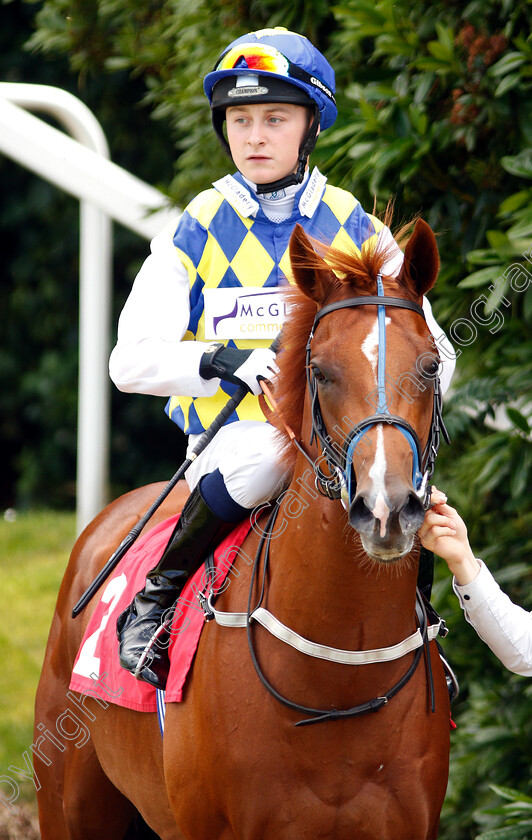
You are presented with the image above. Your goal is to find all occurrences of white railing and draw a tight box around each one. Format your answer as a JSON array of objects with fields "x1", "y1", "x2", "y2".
[{"x1": 0, "y1": 83, "x2": 178, "y2": 533}]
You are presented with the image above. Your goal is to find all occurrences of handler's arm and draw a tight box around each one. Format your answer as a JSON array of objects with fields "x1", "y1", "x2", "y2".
[{"x1": 419, "y1": 489, "x2": 532, "y2": 676}]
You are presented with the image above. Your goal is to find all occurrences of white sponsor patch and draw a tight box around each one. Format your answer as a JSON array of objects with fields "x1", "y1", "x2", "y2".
[
  {"x1": 213, "y1": 176, "x2": 259, "y2": 217},
  {"x1": 298, "y1": 168, "x2": 327, "y2": 218},
  {"x1": 204, "y1": 287, "x2": 286, "y2": 340}
]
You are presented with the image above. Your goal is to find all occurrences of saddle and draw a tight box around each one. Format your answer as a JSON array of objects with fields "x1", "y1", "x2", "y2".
[{"x1": 69, "y1": 515, "x2": 252, "y2": 711}]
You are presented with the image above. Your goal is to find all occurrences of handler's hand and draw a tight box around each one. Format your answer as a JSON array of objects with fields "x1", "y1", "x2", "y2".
[{"x1": 418, "y1": 487, "x2": 481, "y2": 585}]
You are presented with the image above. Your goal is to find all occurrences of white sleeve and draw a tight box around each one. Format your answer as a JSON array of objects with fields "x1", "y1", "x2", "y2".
[
  {"x1": 421, "y1": 297, "x2": 456, "y2": 395},
  {"x1": 377, "y1": 226, "x2": 456, "y2": 395},
  {"x1": 378, "y1": 225, "x2": 404, "y2": 278},
  {"x1": 109, "y1": 218, "x2": 219, "y2": 398},
  {"x1": 453, "y1": 560, "x2": 532, "y2": 676}
]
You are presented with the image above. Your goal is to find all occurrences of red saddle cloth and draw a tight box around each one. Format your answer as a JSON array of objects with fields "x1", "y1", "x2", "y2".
[{"x1": 69, "y1": 515, "x2": 251, "y2": 711}]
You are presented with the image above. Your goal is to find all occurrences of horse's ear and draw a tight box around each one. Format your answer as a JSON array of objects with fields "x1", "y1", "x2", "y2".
[
  {"x1": 289, "y1": 224, "x2": 335, "y2": 304},
  {"x1": 398, "y1": 218, "x2": 440, "y2": 297}
]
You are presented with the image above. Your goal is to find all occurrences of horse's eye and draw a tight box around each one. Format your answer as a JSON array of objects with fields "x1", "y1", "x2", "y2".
[
  {"x1": 421, "y1": 357, "x2": 440, "y2": 379},
  {"x1": 311, "y1": 364, "x2": 327, "y2": 383}
]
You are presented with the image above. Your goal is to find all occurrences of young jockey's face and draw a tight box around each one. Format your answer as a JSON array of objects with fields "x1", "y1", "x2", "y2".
[{"x1": 226, "y1": 102, "x2": 311, "y2": 187}]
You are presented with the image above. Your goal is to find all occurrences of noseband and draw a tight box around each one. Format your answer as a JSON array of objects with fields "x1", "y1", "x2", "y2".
[{"x1": 305, "y1": 276, "x2": 449, "y2": 511}]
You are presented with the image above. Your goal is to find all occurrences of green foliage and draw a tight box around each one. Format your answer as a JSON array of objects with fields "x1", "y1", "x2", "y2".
[
  {"x1": 326, "y1": 0, "x2": 532, "y2": 259},
  {"x1": 475, "y1": 786, "x2": 532, "y2": 839},
  {"x1": 3, "y1": 0, "x2": 532, "y2": 836}
]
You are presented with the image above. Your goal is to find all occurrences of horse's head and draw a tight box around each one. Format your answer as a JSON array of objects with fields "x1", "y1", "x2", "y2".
[{"x1": 277, "y1": 218, "x2": 444, "y2": 563}]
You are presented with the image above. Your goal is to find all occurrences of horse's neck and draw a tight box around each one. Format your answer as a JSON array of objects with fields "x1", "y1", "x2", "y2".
[{"x1": 266, "y1": 455, "x2": 419, "y2": 651}]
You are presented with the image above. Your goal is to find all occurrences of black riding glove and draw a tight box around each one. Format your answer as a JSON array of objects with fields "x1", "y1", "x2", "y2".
[{"x1": 200, "y1": 343, "x2": 277, "y2": 396}]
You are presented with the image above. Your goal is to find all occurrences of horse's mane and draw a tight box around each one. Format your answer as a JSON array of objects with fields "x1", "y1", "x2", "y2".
[{"x1": 273, "y1": 213, "x2": 419, "y2": 469}]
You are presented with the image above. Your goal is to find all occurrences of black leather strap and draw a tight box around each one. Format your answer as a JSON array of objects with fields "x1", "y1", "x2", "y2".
[{"x1": 313, "y1": 296, "x2": 425, "y2": 332}]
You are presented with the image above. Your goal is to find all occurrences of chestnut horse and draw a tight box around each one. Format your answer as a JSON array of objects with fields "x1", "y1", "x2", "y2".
[{"x1": 34, "y1": 219, "x2": 451, "y2": 840}]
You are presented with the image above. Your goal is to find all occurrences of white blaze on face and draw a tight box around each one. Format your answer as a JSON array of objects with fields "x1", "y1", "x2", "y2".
[
  {"x1": 368, "y1": 427, "x2": 390, "y2": 538},
  {"x1": 361, "y1": 315, "x2": 391, "y2": 375},
  {"x1": 361, "y1": 316, "x2": 392, "y2": 538},
  {"x1": 361, "y1": 317, "x2": 380, "y2": 374}
]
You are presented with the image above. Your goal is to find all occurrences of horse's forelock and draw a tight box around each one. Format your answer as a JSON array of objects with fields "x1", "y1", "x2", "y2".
[{"x1": 273, "y1": 219, "x2": 420, "y2": 467}]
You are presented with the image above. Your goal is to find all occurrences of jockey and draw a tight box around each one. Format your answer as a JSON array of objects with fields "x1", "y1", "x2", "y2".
[{"x1": 111, "y1": 27, "x2": 456, "y2": 689}]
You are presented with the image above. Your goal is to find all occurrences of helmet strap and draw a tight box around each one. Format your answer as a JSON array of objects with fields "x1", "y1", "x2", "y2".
[{"x1": 212, "y1": 108, "x2": 231, "y2": 157}]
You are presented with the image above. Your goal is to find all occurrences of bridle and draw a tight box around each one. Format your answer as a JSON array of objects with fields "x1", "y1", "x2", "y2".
[{"x1": 304, "y1": 275, "x2": 449, "y2": 511}]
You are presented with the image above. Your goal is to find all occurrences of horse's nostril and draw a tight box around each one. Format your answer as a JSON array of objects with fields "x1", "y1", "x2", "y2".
[
  {"x1": 349, "y1": 495, "x2": 375, "y2": 534},
  {"x1": 398, "y1": 492, "x2": 425, "y2": 534}
]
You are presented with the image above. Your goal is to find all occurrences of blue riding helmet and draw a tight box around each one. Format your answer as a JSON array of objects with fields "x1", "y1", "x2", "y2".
[
  {"x1": 204, "y1": 28, "x2": 337, "y2": 130},
  {"x1": 204, "y1": 28, "x2": 337, "y2": 193}
]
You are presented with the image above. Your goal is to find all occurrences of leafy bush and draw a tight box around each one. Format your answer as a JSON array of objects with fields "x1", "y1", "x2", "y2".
[{"x1": 476, "y1": 785, "x2": 532, "y2": 840}]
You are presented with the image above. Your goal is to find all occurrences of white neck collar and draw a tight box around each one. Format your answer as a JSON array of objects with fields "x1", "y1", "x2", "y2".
[
  {"x1": 212, "y1": 168, "x2": 327, "y2": 220},
  {"x1": 243, "y1": 173, "x2": 309, "y2": 222}
]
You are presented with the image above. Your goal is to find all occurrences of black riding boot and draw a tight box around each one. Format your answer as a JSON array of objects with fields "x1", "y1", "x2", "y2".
[{"x1": 117, "y1": 485, "x2": 234, "y2": 689}]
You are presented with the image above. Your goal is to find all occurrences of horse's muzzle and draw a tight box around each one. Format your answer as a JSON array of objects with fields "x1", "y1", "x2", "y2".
[{"x1": 349, "y1": 489, "x2": 425, "y2": 562}]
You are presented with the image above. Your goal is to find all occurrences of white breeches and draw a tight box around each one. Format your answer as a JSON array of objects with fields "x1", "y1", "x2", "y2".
[{"x1": 185, "y1": 420, "x2": 289, "y2": 509}]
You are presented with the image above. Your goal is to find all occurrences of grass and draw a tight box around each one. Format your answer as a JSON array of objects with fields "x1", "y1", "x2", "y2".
[{"x1": 0, "y1": 510, "x2": 76, "y2": 803}]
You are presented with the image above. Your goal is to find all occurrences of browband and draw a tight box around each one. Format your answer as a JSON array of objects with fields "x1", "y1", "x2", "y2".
[{"x1": 312, "y1": 296, "x2": 425, "y2": 331}]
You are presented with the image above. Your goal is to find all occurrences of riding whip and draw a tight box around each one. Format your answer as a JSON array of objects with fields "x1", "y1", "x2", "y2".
[{"x1": 72, "y1": 335, "x2": 281, "y2": 618}]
